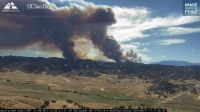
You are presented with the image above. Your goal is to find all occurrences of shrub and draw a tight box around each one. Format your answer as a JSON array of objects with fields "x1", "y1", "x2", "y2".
[
  {"x1": 128, "y1": 105, "x2": 132, "y2": 109},
  {"x1": 63, "y1": 105, "x2": 66, "y2": 108},
  {"x1": 119, "y1": 106, "x2": 125, "y2": 109},
  {"x1": 51, "y1": 100, "x2": 56, "y2": 103},
  {"x1": 66, "y1": 99, "x2": 73, "y2": 104},
  {"x1": 6, "y1": 79, "x2": 11, "y2": 82}
]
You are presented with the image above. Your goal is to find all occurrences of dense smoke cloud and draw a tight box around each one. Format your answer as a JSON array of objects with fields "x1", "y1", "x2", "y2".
[{"x1": 0, "y1": 0, "x2": 123, "y2": 61}]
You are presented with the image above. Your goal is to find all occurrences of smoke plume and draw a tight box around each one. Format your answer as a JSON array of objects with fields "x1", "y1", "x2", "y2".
[{"x1": 0, "y1": 0, "x2": 123, "y2": 61}]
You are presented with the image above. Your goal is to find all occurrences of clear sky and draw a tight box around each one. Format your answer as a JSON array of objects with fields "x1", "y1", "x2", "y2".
[{"x1": 1, "y1": 0, "x2": 200, "y2": 63}]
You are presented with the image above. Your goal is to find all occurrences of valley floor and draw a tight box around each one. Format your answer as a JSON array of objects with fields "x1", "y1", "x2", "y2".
[{"x1": 0, "y1": 71, "x2": 200, "y2": 112}]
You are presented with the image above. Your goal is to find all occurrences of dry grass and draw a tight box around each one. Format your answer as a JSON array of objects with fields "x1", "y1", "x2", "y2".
[{"x1": 0, "y1": 71, "x2": 199, "y2": 111}]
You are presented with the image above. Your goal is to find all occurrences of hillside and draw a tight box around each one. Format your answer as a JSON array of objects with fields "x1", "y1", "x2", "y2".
[
  {"x1": 0, "y1": 56, "x2": 200, "y2": 111},
  {"x1": 0, "y1": 56, "x2": 200, "y2": 80}
]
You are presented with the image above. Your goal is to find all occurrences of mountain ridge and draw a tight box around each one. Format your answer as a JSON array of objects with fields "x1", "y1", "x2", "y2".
[
  {"x1": 0, "y1": 56, "x2": 200, "y2": 80},
  {"x1": 151, "y1": 60, "x2": 200, "y2": 66}
]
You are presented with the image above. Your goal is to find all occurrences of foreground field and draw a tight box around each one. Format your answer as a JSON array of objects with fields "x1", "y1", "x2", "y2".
[{"x1": 0, "y1": 71, "x2": 200, "y2": 112}]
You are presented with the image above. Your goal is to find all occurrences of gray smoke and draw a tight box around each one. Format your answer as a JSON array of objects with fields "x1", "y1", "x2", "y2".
[{"x1": 0, "y1": 0, "x2": 123, "y2": 61}]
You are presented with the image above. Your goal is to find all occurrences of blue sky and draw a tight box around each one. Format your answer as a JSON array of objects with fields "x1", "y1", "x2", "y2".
[{"x1": 1, "y1": 0, "x2": 200, "y2": 63}]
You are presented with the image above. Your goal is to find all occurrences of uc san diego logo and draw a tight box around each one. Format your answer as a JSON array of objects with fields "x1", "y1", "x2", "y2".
[
  {"x1": 183, "y1": 0, "x2": 200, "y2": 16},
  {"x1": 2, "y1": 2, "x2": 20, "y2": 12}
]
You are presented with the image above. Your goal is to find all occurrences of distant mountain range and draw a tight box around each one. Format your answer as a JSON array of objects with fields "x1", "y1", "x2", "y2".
[{"x1": 151, "y1": 61, "x2": 200, "y2": 66}]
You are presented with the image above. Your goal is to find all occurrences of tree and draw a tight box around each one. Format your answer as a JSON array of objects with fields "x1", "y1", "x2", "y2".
[
  {"x1": 48, "y1": 86, "x2": 51, "y2": 90},
  {"x1": 44, "y1": 101, "x2": 50, "y2": 106},
  {"x1": 40, "y1": 101, "x2": 50, "y2": 108},
  {"x1": 125, "y1": 49, "x2": 142, "y2": 63}
]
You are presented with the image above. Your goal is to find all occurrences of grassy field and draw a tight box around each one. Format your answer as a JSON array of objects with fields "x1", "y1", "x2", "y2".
[{"x1": 0, "y1": 71, "x2": 200, "y2": 111}]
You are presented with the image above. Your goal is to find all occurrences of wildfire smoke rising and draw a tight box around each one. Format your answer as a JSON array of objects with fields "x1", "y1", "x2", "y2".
[{"x1": 0, "y1": 0, "x2": 123, "y2": 62}]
